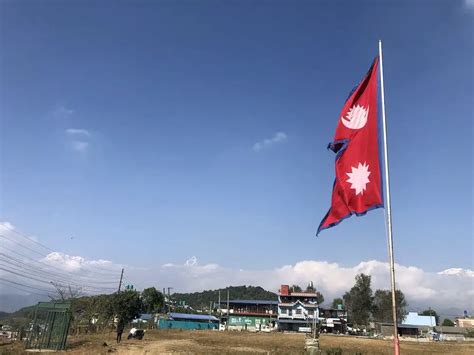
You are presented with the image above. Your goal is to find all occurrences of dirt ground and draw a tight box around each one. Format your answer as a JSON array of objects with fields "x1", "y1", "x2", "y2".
[{"x1": 1, "y1": 329, "x2": 474, "y2": 354}]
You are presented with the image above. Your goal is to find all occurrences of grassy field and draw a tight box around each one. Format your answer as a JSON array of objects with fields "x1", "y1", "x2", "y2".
[{"x1": 1, "y1": 329, "x2": 473, "y2": 354}]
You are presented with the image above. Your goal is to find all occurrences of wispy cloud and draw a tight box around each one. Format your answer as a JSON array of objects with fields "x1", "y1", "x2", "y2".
[
  {"x1": 53, "y1": 105, "x2": 74, "y2": 118},
  {"x1": 253, "y1": 132, "x2": 288, "y2": 152},
  {"x1": 465, "y1": 0, "x2": 474, "y2": 10},
  {"x1": 64, "y1": 128, "x2": 92, "y2": 154},
  {"x1": 70, "y1": 141, "x2": 90, "y2": 153},
  {"x1": 65, "y1": 128, "x2": 91, "y2": 137}
]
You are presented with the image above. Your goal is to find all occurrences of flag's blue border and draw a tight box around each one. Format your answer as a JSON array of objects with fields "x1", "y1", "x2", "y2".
[{"x1": 316, "y1": 203, "x2": 384, "y2": 236}]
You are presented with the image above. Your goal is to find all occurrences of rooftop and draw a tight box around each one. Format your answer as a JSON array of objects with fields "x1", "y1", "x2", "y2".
[
  {"x1": 402, "y1": 312, "x2": 436, "y2": 327},
  {"x1": 219, "y1": 299, "x2": 278, "y2": 305},
  {"x1": 169, "y1": 312, "x2": 219, "y2": 322}
]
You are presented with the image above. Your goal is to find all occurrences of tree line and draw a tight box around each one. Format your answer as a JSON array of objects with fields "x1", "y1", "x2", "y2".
[{"x1": 329, "y1": 273, "x2": 453, "y2": 328}]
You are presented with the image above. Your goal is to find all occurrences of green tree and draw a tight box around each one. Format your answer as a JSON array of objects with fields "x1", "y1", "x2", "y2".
[
  {"x1": 343, "y1": 273, "x2": 373, "y2": 327},
  {"x1": 141, "y1": 287, "x2": 164, "y2": 313},
  {"x1": 291, "y1": 285, "x2": 302, "y2": 292},
  {"x1": 331, "y1": 298, "x2": 344, "y2": 309},
  {"x1": 372, "y1": 289, "x2": 407, "y2": 323},
  {"x1": 442, "y1": 318, "x2": 454, "y2": 326},
  {"x1": 421, "y1": 309, "x2": 439, "y2": 326},
  {"x1": 112, "y1": 290, "x2": 143, "y2": 323},
  {"x1": 315, "y1": 291, "x2": 324, "y2": 305}
]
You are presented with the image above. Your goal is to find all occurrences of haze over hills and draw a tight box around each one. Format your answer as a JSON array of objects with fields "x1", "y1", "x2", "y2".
[{"x1": 0, "y1": 293, "x2": 49, "y2": 313}]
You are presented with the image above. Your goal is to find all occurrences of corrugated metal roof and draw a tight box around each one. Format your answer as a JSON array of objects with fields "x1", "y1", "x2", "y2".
[
  {"x1": 279, "y1": 302, "x2": 317, "y2": 308},
  {"x1": 286, "y1": 292, "x2": 318, "y2": 297},
  {"x1": 169, "y1": 312, "x2": 219, "y2": 321},
  {"x1": 219, "y1": 299, "x2": 278, "y2": 305},
  {"x1": 402, "y1": 312, "x2": 436, "y2": 327}
]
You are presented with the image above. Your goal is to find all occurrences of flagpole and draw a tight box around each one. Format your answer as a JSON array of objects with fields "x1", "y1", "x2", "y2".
[{"x1": 378, "y1": 40, "x2": 400, "y2": 355}]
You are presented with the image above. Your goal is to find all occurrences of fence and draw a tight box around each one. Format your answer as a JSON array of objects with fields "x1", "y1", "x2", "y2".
[{"x1": 25, "y1": 301, "x2": 72, "y2": 351}]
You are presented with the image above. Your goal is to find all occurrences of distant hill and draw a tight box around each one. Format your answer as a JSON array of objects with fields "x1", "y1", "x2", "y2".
[
  {"x1": 0, "y1": 304, "x2": 37, "y2": 327},
  {"x1": 0, "y1": 293, "x2": 49, "y2": 313},
  {"x1": 172, "y1": 285, "x2": 277, "y2": 309},
  {"x1": 0, "y1": 311, "x2": 10, "y2": 320}
]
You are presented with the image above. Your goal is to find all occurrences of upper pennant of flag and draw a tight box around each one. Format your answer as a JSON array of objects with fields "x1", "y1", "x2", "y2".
[
  {"x1": 346, "y1": 162, "x2": 371, "y2": 195},
  {"x1": 341, "y1": 104, "x2": 369, "y2": 130}
]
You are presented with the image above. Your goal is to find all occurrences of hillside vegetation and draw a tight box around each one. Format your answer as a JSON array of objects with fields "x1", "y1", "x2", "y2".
[{"x1": 172, "y1": 285, "x2": 277, "y2": 309}]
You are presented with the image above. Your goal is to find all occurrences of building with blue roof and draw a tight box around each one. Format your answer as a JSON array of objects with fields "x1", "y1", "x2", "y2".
[
  {"x1": 402, "y1": 312, "x2": 436, "y2": 327},
  {"x1": 157, "y1": 312, "x2": 219, "y2": 330}
]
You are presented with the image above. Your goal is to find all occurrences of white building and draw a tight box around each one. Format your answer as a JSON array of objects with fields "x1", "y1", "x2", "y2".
[{"x1": 277, "y1": 284, "x2": 319, "y2": 332}]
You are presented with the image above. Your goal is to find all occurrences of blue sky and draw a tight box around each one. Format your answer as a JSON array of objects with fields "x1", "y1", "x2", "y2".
[{"x1": 1, "y1": 0, "x2": 473, "y2": 277}]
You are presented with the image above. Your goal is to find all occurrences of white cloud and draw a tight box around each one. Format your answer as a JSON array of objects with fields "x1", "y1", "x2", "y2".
[
  {"x1": 131, "y1": 257, "x2": 474, "y2": 311},
  {"x1": 70, "y1": 140, "x2": 89, "y2": 153},
  {"x1": 53, "y1": 105, "x2": 74, "y2": 118},
  {"x1": 465, "y1": 0, "x2": 474, "y2": 10},
  {"x1": 64, "y1": 128, "x2": 92, "y2": 153},
  {"x1": 65, "y1": 128, "x2": 91, "y2": 137},
  {"x1": 41, "y1": 252, "x2": 118, "y2": 273},
  {"x1": 253, "y1": 132, "x2": 288, "y2": 152}
]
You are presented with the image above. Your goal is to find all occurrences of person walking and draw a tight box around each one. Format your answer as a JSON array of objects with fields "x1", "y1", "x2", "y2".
[{"x1": 116, "y1": 318, "x2": 125, "y2": 344}]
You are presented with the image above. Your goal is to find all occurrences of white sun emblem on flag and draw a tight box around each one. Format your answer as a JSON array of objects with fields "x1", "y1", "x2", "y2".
[
  {"x1": 346, "y1": 162, "x2": 371, "y2": 195},
  {"x1": 341, "y1": 104, "x2": 369, "y2": 129}
]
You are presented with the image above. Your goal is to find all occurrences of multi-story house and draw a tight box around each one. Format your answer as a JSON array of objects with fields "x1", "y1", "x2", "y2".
[{"x1": 277, "y1": 284, "x2": 319, "y2": 332}]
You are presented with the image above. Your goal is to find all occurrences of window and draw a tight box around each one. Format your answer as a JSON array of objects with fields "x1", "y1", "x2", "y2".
[{"x1": 296, "y1": 309, "x2": 302, "y2": 315}]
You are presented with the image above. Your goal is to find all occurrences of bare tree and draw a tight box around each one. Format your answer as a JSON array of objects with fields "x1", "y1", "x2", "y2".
[{"x1": 50, "y1": 282, "x2": 82, "y2": 301}]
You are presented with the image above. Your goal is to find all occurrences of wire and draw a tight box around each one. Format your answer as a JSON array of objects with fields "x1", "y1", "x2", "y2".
[
  {"x1": 0, "y1": 259, "x2": 117, "y2": 292},
  {"x1": 0, "y1": 225, "x2": 123, "y2": 295},
  {"x1": 0, "y1": 234, "x2": 121, "y2": 279},
  {"x1": 0, "y1": 252, "x2": 119, "y2": 284},
  {"x1": 0, "y1": 265, "x2": 116, "y2": 292},
  {"x1": 0, "y1": 224, "x2": 123, "y2": 274},
  {"x1": 0, "y1": 278, "x2": 53, "y2": 296}
]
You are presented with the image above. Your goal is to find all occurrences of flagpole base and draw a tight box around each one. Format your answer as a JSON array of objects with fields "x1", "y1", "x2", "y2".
[{"x1": 393, "y1": 336, "x2": 400, "y2": 355}]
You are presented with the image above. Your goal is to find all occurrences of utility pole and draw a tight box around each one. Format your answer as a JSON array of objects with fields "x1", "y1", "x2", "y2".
[
  {"x1": 167, "y1": 287, "x2": 173, "y2": 313},
  {"x1": 226, "y1": 289, "x2": 230, "y2": 331},
  {"x1": 162, "y1": 288, "x2": 167, "y2": 313},
  {"x1": 117, "y1": 268, "x2": 124, "y2": 293}
]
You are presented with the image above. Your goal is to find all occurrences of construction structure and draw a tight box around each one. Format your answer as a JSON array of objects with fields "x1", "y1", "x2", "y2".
[{"x1": 319, "y1": 307, "x2": 348, "y2": 333}]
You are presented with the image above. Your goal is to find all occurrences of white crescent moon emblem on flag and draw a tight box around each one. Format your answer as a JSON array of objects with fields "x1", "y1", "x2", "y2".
[{"x1": 341, "y1": 104, "x2": 369, "y2": 129}]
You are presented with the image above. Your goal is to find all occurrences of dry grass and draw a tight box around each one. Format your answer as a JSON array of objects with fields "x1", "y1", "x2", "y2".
[{"x1": 1, "y1": 329, "x2": 473, "y2": 354}]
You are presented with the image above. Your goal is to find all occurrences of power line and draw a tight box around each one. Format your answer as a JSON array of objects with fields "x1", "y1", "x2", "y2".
[
  {"x1": 0, "y1": 225, "x2": 124, "y2": 274},
  {"x1": 0, "y1": 252, "x2": 119, "y2": 285},
  {"x1": 0, "y1": 233, "x2": 121, "y2": 278},
  {"x1": 0, "y1": 259, "x2": 117, "y2": 293},
  {"x1": 1, "y1": 224, "x2": 56, "y2": 253},
  {"x1": 0, "y1": 265, "x2": 116, "y2": 292},
  {"x1": 0, "y1": 278, "x2": 54, "y2": 296},
  {"x1": 0, "y1": 225, "x2": 124, "y2": 295}
]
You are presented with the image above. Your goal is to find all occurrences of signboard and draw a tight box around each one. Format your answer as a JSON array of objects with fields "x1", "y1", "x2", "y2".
[{"x1": 228, "y1": 315, "x2": 272, "y2": 327}]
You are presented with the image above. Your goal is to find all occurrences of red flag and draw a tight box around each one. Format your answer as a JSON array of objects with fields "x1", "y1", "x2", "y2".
[{"x1": 317, "y1": 58, "x2": 383, "y2": 235}]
